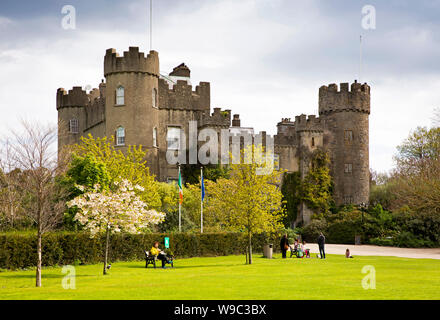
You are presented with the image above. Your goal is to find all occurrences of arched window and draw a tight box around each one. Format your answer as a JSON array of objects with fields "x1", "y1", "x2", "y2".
[
  {"x1": 69, "y1": 119, "x2": 79, "y2": 134},
  {"x1": 152, "y1": 88, "x2": 157, "y2": 108},
  {"x1": 167, "y1": 126, "x2": 181, "y2": 150},
  {"x1": 153, "y1": 127, "x2": 157, "y2": 147},
  {"x1": 116, "y1": 126, "x2": 125, "y2": 146},
  {"x1": 116, "y1": 86, "x2": 124, "y2": 105}
]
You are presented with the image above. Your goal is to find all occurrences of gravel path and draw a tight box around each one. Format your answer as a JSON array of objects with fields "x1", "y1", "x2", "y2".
[{"x1": 304, "y1": 243, "x2": 440, "y2": 260}]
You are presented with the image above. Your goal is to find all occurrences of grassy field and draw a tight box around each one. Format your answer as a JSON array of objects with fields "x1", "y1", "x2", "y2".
[{"x1": 1, "y1": 253, "x2": 439, "y2": 300}]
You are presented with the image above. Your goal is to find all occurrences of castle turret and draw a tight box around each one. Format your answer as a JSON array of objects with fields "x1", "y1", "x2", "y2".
[
  {"x1": 319, "y1": 81, "x2": 370, "y2": 206},
  {"x1": 103, "y1": 46, "x2": 160, "y2": 175},
  {"x1": 56, "y1": 86, "x2": 89, "y2": 150}
]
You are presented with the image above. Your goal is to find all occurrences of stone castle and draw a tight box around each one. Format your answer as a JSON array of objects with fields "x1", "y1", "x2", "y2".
[{"x1": 56, "y1": 46, "x2": 370, "y2": 225}]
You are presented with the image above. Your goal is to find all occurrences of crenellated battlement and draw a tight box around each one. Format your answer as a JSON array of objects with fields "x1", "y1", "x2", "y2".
[
  {"x1": 158, "y1": 78, "x2": 210, "y2": 111},
  {"x1": 56, "y1": 86, "x2": 89, "y2": 110},
  {"x1": 294, "y1": 114, "x2": 323, "y2": 132},
  {"x1": 104, "y1": 47, "x2": 159, "y2": 77},
  {"x1": 199, "y1": 108, "x2": 231, "y2": 128},
  {"x1": 319, "y1": 81, "x2": 370, "y2": 115}
]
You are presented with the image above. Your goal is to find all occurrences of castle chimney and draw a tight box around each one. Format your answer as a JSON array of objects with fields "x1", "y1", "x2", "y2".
[
  {"x1": 170, "y1": 63, "x2": 191, "y2": 78},
  {"x1": 232, "y1": 114, "x2": 241, "y2": 127}
]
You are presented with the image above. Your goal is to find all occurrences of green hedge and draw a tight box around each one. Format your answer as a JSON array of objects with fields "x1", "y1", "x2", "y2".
[{"x1": 0, "y1": 232, "x2": 280, "y2": 270}]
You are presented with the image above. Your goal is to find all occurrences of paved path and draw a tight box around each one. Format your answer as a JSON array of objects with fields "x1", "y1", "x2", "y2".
[{"x1": 304, "y1": 243, "x2": 440, "y2": 260}]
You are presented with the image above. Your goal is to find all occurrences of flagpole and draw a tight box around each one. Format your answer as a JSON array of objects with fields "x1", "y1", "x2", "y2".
[
  {"x1": 149, "y1": 0, "x2": 153, "y2": 51},
  {"x1": 359, "y1": 35, "x2": 362, "y2": 83},
  {"x1": 178, "y1": 164, "x2": 181, "y2": 232},
  {"x1": 200, "y1": 167, "x2": 203, "y2": 234}
]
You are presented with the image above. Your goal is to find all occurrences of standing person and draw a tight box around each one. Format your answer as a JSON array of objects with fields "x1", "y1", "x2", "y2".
[
  {"x1": 317, "y1": 232, "x2": 326, "y2": 259},
  {"x1": 280, "y1": 234, "x2": 290, "y2": 259}
]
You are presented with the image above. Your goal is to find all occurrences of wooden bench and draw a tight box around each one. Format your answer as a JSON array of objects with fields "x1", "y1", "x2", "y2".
[{"x1": 144, "y1": 251, "x2": 174, "y2": 268}]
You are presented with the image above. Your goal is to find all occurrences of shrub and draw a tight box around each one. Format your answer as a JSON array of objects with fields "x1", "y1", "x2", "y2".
[
  {"x1": 392, "y1": 231, "x2": 436, "y2": 248},
  {"x1": 0, "y1": 231, "x2": 282, "y2": 270},
  {"x1": 369, "y1": 237, "x2": 394, "y2": 247},
  {"x1": 301, "y1": 219, "x2": 327, "y2": 242}
]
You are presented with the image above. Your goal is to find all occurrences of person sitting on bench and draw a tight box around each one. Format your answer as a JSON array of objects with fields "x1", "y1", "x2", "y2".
[{"x1": 150, "y1": 241, "x2": 169, "y2": 268}]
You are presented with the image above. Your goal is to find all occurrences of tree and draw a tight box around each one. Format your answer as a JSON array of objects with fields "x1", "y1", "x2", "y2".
[
  {"x1": 5, "y1": 120, "x2": 68, "y2": 287},
  {"x1": 0, "y1": 140, "x2": 24, "y2": 228},
  {"x1": 181, "y1": 163, "x2": 230, "y2": 184},
  {"x1": 392, "y1": 126, "x2": 440, "y2": 214},
  {"x1": 71, "y1": 135, "x2": 161, "y2": 210},
  {"x1": 207, "y1": 145, "x2": 285, "y2": 264},
  {"x1": 395, "y1": 126, "x2": 440, "y2": 174},
  {"x1": 156, "y1": 182, "x2": 197, "y2": 232},
  {"x1": 67, "y1": 179, "x2": 165, "y2": 275},
  {"x1": 61, "y1": 154, "x2": 111, "y2": 230}
]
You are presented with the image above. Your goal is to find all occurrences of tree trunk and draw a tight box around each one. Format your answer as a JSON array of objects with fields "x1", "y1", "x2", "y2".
[
  {"x1": 10, "y1": 203, "x2": 14, "y2": 228},
  {"x1": 245, "y1": 246, "x2": 248, "y2": 264},
  {"x1": 248, "y1": 232, "x2": 252, "y2": 265},
  {"x1": 36, "y1": 226, "x2": 42, "y2": 287},
  {"x1": 103, "y1": 227, "x2": 110, "y2": 275}
]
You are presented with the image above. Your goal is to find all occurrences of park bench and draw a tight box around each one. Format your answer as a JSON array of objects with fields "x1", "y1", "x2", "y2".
[{"x1": 144, "y1": 250, "x2": 174, "y2": 268}]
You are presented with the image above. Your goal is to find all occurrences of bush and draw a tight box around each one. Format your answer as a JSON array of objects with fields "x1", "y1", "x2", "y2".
[
  {"x1": 301, "y1": 219, "x2": 327, "y2": 243},
  {"x1": 369, "y1": 232, "x2": 436, "y2": 248},
  {"x1": 326, "y1": 221, "x2": 358, "y2": 244},
  {"x1": 0, "y1": 231, "x2": 282, "y2": 270},
  {"x1": 369, "y1": 237, "x2": 394, "y2": 247},
  {"x1": 392, "y1": 231, "x2": 436, "y2": 248}
]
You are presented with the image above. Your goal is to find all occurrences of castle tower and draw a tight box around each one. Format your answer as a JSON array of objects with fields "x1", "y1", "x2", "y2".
[
  {"x1": 103, "y1": 47, "x2": 160, "y2": 175},
  {"x1": 319, "y1": 81, "x2": 370, "y2": 206},
  {"x1": 295, "y1": 114, "x2": 324, "y2": 225},
  {"x1": 56, "y1": 86, "x2": 89, "y2": 151}
]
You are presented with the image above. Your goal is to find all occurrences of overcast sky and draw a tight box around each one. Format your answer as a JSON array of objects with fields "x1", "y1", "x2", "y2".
[{"x1": 1, "y1": 0, "x2": 439, "y2": 173}]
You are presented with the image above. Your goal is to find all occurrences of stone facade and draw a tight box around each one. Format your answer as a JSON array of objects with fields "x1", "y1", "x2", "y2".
[{"x1": 57, "y1": 46, "x2": 370, "y2": 225}]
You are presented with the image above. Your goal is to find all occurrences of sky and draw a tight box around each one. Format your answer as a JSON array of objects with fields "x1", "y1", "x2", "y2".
[{"x1": 1, "y1": 0, "x2": 439, "y2": 173}]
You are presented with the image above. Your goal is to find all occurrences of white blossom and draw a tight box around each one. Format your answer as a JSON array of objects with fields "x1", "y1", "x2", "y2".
[{"x1": 67, "y1": 180, "x2": 165, "y2": 236}]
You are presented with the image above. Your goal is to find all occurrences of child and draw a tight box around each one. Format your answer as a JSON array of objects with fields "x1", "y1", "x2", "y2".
[
  {"x1": 345, "y1": 248, "x2": 353, "y2": 258},
  {"x1": 302, "y1": 240, "x2": 311, "y2": 258}
]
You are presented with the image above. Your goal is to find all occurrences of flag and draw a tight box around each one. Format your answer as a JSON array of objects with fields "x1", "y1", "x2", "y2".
[
  {"x1": 178, "y1": 167, "x2": 183, "y2": 204},
  {"x1": 201, "y1": 168, "x2": 205, "y2": 202}
]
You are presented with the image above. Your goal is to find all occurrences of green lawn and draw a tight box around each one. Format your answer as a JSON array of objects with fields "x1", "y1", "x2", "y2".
[{"x1": 1, "y1": 253, "x2": 439, "y2": 300}]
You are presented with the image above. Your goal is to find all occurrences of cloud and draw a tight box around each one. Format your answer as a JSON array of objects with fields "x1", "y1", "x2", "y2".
[{"x1": 0, "y1": 0, "x2": 439, "y2": 174}]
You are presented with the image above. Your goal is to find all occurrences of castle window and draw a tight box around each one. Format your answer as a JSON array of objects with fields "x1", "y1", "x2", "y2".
[
  {"x1": 116, "y1": 126, "x2": 125, "y2": 146},
  {"x1": 344, "y1": 163, "x2": 353, "y2": 174},
  {"x1": 344, "y1": 195, "x2": 354, "y2": 205},
  {"x1": 273, "y1": 154, "x2": 280, "y2": 170},
  {"x1": 311, "y1": 137, "x2": 315, "y2": 147},
  {"x1": 153, "y1": 127, "x2": 157, "y2": 147},
  {"x1": 69, "y1": 119, "x2": 79, "y2": 134},
  {"x1": 344, "y1": 130, "x2": 353, "y2": 145},
  {"x1": 116, "y1": 86, "x2": 125, "y2": 105},
  {"x1": 167, "y1": 126, "x2": 180, "y2": 150},
  {"x1": 152, "y1": 88, "x2": 158, "y2": 108}
]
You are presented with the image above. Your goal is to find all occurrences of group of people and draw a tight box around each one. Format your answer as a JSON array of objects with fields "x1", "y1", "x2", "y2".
[
  {"x1": 280, "y1": 232, "x2": 354, "y2": 259},
  {"x1": 280, "y1": 232, "x2": 327, "y2": 259}
]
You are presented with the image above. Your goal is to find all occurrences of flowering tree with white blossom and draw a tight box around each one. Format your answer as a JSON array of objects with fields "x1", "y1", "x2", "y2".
[{"x1": 67, "y1": 179, "x2": 165, "y2": 275}]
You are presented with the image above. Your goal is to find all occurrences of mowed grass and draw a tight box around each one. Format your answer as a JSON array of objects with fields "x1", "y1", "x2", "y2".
[{"x1": 1, "y1": 253, "x2": 439, "y2": 300}]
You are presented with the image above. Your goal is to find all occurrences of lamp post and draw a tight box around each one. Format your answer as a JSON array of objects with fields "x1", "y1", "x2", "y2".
[{"x1": 360, "y1": 202, "x2": 367, "y2": 224}]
